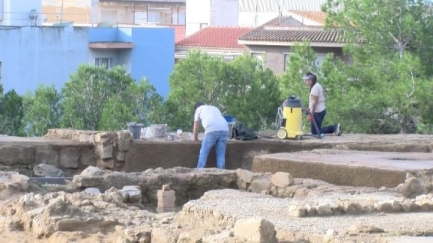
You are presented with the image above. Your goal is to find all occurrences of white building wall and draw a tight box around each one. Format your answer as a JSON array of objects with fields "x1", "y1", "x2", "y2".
[
  {"x1": 185, "y1": 0, "x2": 210, "y2": 36},
  {"x1": 186, "y1": 0, "x2": 325, "y2": 36},
  {"x1": 239, "y1": 0, "x2": 326, "y2": 12},
  {"x1": 209, "y1": 0, "x2": 238, "y2": 26},
  {"x1": 239, "y1": 11, "x2": 323, "y2": 27}
]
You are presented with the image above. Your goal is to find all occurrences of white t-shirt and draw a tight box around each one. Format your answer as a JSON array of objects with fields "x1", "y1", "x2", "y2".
[
  {"x1": 309, "y1": 82, "x2": 326, "y2": 113},
  {"x1": 194, "y1": 105, "x2": 228, "y2": 133}
]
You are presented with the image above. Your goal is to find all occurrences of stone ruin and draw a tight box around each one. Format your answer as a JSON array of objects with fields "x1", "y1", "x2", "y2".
[{"x1": 0, "y1": 165, "x2": 432, "y2": 243}]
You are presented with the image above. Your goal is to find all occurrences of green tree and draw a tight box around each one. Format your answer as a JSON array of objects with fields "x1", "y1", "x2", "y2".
[
  {"x1": 224, "y1": 55, "x2": 281, "y2": 130},
  {"x1": 0, "y1": 90, "x2": 24, "y2": 136},
  {"x1": 61, "y1": 65, "x2": 135, "y2": 130},
  {"x1": 98, "y1": 96, "x2": 136, "y2": 131},
  {"x1": 21, "y1": 84, "x2": 62, "y2": 136},
  {"x1": 165, "y1": 50, "x2": 228, "y2": 130},
  {"x1": 125, "y1": 78, "x2": 164, "y2": 126},
  {"x1": 98, "y1": 78, "x2": 164, "y2": 130},
  {"x1": 166, "y1": 50, "x2": 281, "y2": 130},
  {"x1": 322, "y1": 0, "x2": 433, "y2": 133},
  {"x1": 279, "y1": 41, "x2": 319, "y2": 106}
]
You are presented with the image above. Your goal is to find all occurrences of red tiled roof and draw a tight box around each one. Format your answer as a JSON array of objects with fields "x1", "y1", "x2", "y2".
[
  {"x1": 239, "y1": 16, "x2": 345, "y2": 44},
  {"x1": 176, "y1": 26, "x2": 253, "y2": 49},
  {"x1": 172, "y1": 25, "x2": 186, "y2": 43},
  {"x1": 161, "y1": 25, "x2": 186, "y2": 43}
]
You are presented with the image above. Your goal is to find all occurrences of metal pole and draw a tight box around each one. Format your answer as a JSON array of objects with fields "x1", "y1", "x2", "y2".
[{"x1": 60, "y1": 0, "x2": 64, "y2": 23}]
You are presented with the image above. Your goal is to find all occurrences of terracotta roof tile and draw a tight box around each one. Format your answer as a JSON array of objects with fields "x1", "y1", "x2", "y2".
[
  {"x1": 239, "y1": 16, "x2": 345, "y2": 43},
  {"x1": 173, "y1": 25, "x2": 186, "y2": 43},
  {"x1": 176, "y1": 26, "x2": 253, "y2": 49},
  {"x1": 160, "y1": 25, "x2": 186, "y2": 43}
]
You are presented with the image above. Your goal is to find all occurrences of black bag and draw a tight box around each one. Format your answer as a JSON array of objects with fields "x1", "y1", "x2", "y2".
[{"x1": 231, "y1": 121, "x2": 258, "y2": 141}]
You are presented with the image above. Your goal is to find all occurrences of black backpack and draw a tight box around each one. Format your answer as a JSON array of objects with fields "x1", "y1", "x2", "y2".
[{"x1": 231, "y1": 121, "x2": 258, "y2": 141}]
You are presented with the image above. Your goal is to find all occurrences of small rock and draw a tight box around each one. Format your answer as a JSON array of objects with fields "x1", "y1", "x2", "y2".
[
  {"x1": 177, "y1": 229, "x2": 208, "y2": 243},
  {"x1": 33, "y1": 164, "x2": 64, "y2": 177},
  {"x1": 396, "y1": 177, "x2": 427, "y2": 198},
  {"x1": 288, "y1": 205, "x2": 306, "y2": 217},
  {"x1": 10, "y1": 173, "x2": 29, "y2": 190},
  {"x1": 347, "y1": 224, "x2": 384, "y2": 235},
  {"x1": 84, "y1": 187, "x2": 101, "y2": 195},
  {"x1": 316, "y1": 203, "x2": 332, "y2": 216},
  {"x1": 80, "y1": 166, "x2": 103, "y2": 177},
  {"x1": 326, "y1": 229, "x2": 338, "y2": 237},
  {"x1": 151, "y1": 227, "x2": 179, "y2": 243},
  {"x1": 118, "y1": 185, "x2": 142, "y2": 204}
]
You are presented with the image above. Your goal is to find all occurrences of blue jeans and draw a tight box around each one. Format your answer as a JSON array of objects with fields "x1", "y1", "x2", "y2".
[
  {"x1": 311, "y1": 109, "x2": 337, "y2": 135},
  {"x1": 197, "y1": 130, "x2": 229, "y2": 169}
]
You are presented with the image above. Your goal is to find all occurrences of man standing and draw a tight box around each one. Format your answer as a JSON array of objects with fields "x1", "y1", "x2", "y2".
[{"x1": 192, "y1": 102, "x2": 229, "y2": 169}]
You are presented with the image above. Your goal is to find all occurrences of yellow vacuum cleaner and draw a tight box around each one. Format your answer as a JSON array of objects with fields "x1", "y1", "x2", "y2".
[{"x1": 276, "y1": 96, "x2": 323, "y2": 140}]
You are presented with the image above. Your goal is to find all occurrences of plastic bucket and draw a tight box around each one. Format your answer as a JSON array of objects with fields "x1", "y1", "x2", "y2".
[{"x1": 127, "y1": 123, "x2": 144, "y2": 139}]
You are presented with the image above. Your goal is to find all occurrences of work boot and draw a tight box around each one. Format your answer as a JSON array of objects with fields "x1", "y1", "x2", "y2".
[{"x1": 335, "y1": 123, "x2": 342, "y2": 136}]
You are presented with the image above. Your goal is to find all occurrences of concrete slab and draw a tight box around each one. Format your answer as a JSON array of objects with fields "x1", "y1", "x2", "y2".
[{"x1": 252, "y1": 149, "x2": 433, "y2": 188}]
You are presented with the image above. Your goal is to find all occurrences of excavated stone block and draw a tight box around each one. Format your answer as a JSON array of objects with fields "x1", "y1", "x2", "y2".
[
  {"x1": 96, "y1": 144, "x2": 113, "y2": 159},
  {"x1": 116, "y1": 151, "x2": 126, "y2": 162},
  {"x1": 271, "y1": 172, "x2": 294, "y2": 187},
  {"x1": 59, "y1": 147, "x2": 80, "y2": 169},
  {"x1": 249, "y1": 178, "x2": 271, "y2": 193},
  {"x1": 0, "y1": 145, "x2": 35, "y2": 166},
  {"x1": 35, "y1": 147, "x2": 59, "y2": 166},
  {"x1": 157, "y1": 190, "x2": 176, "y2": 208},
  {"x1": 117, "y1": 131, "x2": 132, "y2": 151},
  {"x1": 233, "y1": 218, "x2": 276, "y2": 243}
]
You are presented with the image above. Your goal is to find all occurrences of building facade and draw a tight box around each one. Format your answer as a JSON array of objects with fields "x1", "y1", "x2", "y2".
[
  {"x1": 238, "y1": 16, "x2": 346, "y2": 75},
  {"x1": 185, "y1": 0, "x2": 326, "y2": 36},
  {"x1": 0, "y1": 0, "x2": 42, "y2": 26},
  {"x1": 0, "y1": 26, "x2": 175, "y2": 97},
  {"x1": 41, "y1": 0, "x2": 186, "y2": 25}
]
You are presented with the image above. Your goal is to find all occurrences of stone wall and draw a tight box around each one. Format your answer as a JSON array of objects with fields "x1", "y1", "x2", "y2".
[
  {"x1": 45, "y1": 129, "x2": 303, "y2": 172},
  {"x1": 46, "y1": 129, "x2": 133, "y2": 171},
  {"x1": 0, "y1": 143, "x2": 95, "y2": 177}
]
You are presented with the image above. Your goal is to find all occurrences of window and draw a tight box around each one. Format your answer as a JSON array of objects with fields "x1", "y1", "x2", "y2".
[
  {"x1": 95, "y1": 58, "x2": 112, "y2": 69},
  {"x1": 284, "y1": 53, "x2": 291, "y2": 71},
  {"x1": 200, "y1": 23, "x2": 208, "y2": 29},
  {"x1": 314, "y1": 53, "x2": 327, "y2": 67},
  {"x1": 251, "y1": 52, "x2": 265, "y2": 64},
  {"x1": 147, "y1": 12, "x2": 161, "y2": 23},
  {"x1": 101, "y1": 10, "x2": 117, "y2": 23}
]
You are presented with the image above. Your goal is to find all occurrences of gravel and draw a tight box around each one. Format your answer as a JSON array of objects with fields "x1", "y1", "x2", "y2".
[{"x1": 179, "y1": 189, "x2": 433, "y2": 237}]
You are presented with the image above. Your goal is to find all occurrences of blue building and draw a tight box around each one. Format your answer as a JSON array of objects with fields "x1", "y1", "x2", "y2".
[{"x1": 0, "y1": 25, "x2": 175, "y2": 97}]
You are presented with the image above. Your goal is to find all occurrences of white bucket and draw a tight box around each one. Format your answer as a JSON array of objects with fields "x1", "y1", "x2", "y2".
[{"x1": 145, "y1": 124, "x2": 167, "y2": 138}]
